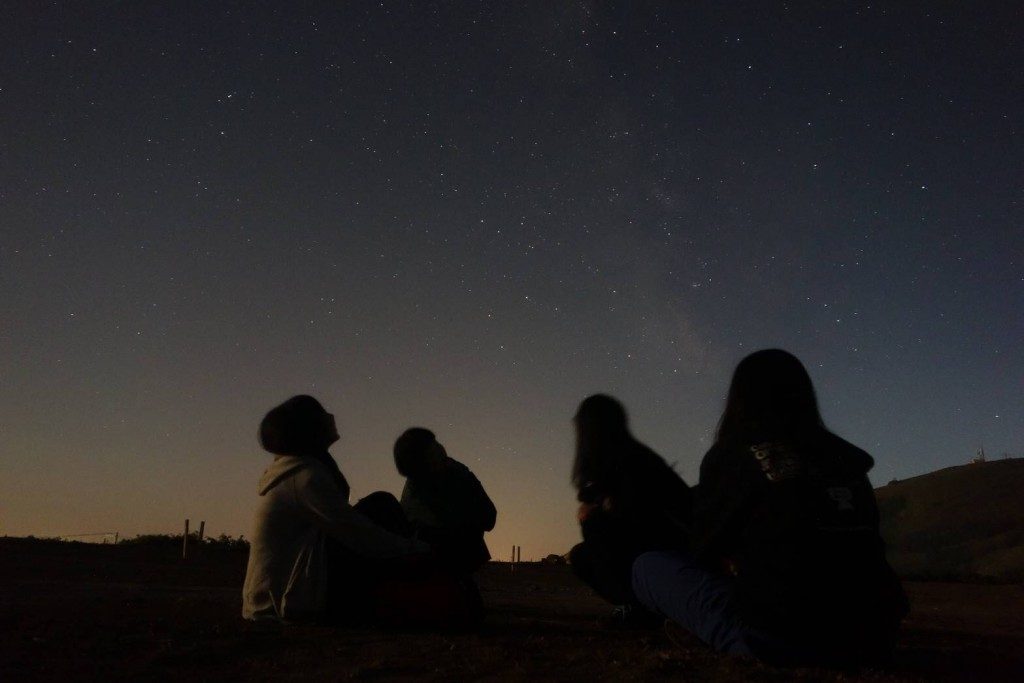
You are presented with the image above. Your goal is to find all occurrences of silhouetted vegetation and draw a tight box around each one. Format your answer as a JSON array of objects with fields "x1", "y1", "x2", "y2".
[{"x1": 119, "y1": 533, "x2": 249, "y2": 550}]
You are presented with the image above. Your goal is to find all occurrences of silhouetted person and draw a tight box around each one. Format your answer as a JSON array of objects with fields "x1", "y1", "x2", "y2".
[
  {"x1": 394, "y1": 428, "x2": 497, "y2": 575},
  {"x1": 568, "y1": 394, "x2": 692, "y2": 622},
  {"x1": 632, "y1": 350, "x2": 908, "y2": 666},
  {"x1": 242, "y1": 396, "x2": 477, "y2": 627}
]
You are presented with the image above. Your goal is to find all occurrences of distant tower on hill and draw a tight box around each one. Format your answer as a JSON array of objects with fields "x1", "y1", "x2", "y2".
[{"x1": 972, "y1": 447, "x2": 987, "y2": 464}]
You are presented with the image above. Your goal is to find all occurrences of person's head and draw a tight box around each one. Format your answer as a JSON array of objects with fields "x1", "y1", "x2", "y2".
[
  {"x1": 715, "y1": 349, "x2": 825, "y2": 443},
  {"x1": 571, "y1": 394, "x2": 631, "y2": 491},
  {"x1": 259, "y1": 395, "x2": 339, "y2": 456},
  {"x1": 393, "y1": 427, "x2": 447, "y2": 479},
  {"x1": 573, "y1": 393, "x2": 629, "y2": 444}
]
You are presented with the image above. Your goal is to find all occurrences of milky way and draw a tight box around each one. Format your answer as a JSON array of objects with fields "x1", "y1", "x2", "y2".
[{"x1": 1, "y1": 3, "x2": 1020, "y2": 556}]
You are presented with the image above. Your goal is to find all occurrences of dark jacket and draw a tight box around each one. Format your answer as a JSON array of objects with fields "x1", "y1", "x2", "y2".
[
  {"x1": 578, "y1": 441, "x2": 692, "y2": 554},
  {"x1": 692, "y1": 431, "x2": 907, "y2": 653},
  {"x1": 400, "y1": 458, "x2": 496, "y2": 571}
]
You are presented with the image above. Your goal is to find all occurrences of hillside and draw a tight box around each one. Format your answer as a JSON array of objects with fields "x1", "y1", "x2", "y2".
[{"x1": 876, "y1": 458, "x2": 1024, "y2": 581}]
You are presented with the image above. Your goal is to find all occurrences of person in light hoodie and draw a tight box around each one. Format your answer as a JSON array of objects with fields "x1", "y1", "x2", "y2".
[{"x1": 242, "y1": 395, "x2": 472, "y2": 626}]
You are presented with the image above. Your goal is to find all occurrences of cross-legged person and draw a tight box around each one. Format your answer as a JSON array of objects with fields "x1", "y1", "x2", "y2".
[{"x1": 631, "y1": 350, "x2": 908, "y2": 666}]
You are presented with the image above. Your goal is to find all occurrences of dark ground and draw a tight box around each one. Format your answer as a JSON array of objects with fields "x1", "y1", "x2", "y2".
[{"x1": 1, "y1": 538, "x2": 1022, "y2": 681}]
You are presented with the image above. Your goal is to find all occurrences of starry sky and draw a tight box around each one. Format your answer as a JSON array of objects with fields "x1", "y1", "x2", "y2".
[{"x1": 2, "y1": 2, "x2": 1021, "y2": 557}]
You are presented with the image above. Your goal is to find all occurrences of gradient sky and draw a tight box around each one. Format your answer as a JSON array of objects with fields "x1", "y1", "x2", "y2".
[{"x1": 2, "y1": 2, "x2": 1021, "y2": 558}]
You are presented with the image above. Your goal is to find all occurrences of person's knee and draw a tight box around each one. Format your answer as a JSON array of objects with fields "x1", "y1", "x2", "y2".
[
  {"x1": 631, "y1": 551, "x2": 667, "y2": 606},
  {"x1": 631, "y1": 550, "x2": 699, "y2": 603},
  {"x1": 632, "y1": 550, "x2": 677, "y2": 577},
  {"x1": 355, "y1": 491, "x2": 402, "y2": 518},
  {"x1": 568, "y1": 543, "x2": 591, "y2": 580},
  {"x1": 358, "y1": 491, "x2": 399, "y2": 507},
  {"x1": 354, "y1": 491, "x2": 410, "y2": 535}
]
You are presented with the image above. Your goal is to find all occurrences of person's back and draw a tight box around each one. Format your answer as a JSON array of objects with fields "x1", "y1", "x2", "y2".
[
  {"x1": 612, "y1": 441, "x2": 692, "y2": 551},
  {"x1": 244, "y1": 455, "x2": 336, "y2": 621},
  {"x1": 394, "y1": 428, "x2": 497, "y2": 573},
  {"x1": 631, "y1": 350, "x2": 906, "y2": 667},
  {"x1": 694, "y1": 431, "x2": 906, "y2": 661}
]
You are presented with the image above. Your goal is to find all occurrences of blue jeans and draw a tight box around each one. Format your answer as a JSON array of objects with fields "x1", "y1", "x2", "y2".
[
  {"x1": 634, "y1": 550, "x2": 901, "y2": 666},
  {"x1": 632, "y1": 550, "x2": 759, "y2": 657}
]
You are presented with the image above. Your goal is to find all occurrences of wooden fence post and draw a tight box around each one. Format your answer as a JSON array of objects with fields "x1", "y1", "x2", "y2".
[
  {"x1": 182, "y1": 519, "x2": 190, "y2": 559},
  {"x1": 198, "y1": 520, "x2": 205, "y2": 543}
]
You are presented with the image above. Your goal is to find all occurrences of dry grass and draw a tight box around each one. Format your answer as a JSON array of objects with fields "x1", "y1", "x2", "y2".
[{"x1": 877, "y1": 458, "x2": 1024, "y2": 581}]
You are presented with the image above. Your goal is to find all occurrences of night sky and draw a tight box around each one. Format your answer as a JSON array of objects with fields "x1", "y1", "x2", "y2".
[{"x1": 2, "y1": 2, "x2": 1021, "y2": 557}]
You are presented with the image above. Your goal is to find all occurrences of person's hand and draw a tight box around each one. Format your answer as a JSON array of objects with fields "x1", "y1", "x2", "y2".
[{"x1": 577, "y1": 502, "x2": 598, "y2": 523}]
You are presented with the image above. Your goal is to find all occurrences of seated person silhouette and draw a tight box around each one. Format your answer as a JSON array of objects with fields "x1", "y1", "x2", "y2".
[
  {"x1": 569, "y1": 394, "x2": 692, "y2": 625},
  {"x1": 393, "y1": 428, "x2": 497, "y2": 575},
  {"x1": 242, "y1": 396, "x2": 478, "y2": 627},
  {"x1": 631, "y1": 350, "x2": 908, "y2": 666}
]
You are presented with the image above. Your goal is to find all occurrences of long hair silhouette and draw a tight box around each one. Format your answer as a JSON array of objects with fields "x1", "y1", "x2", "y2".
[
  {"x1": 571, "y1": 394, "x2": 634, "y2": 493},
  {"x1": 715, "y1": 349, "x2": 827, "y2": 444}
]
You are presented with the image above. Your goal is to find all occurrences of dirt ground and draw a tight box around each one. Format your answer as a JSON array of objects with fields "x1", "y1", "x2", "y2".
[{"x1": 1, "y1": 539, "x2": 1022, "y2": 682}]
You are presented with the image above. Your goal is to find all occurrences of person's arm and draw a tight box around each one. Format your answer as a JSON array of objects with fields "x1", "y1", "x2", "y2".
[
  {"x1": 437, "y1": 462, "x2": 496, "y2": 533},
  {"x1": 291, "y1": 466, "x2": 427, "y2": 559},
  {"x1": 691, "y1": 445, "x2": 756, "y2": 567},
  {"x1": 400, "y1": 478, "x2": 441, "y2": 529},
  {"x1": 465, "y1": 469, "x2": 497, "y2": 532},
  {"x1": 657, "y1": 465, "x2": 694, "y2": 534}
]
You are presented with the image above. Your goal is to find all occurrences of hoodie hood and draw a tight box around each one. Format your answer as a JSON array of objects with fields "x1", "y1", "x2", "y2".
[
  {"x1": 848, "y1": 447, "x2": 874, "y2": 475},
  {"x1": 828, "y1": 433, "x2": 875, "y2": 475},
  {"x1": 258, "y1": 455, "x2": 311, "y2": 495}
]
